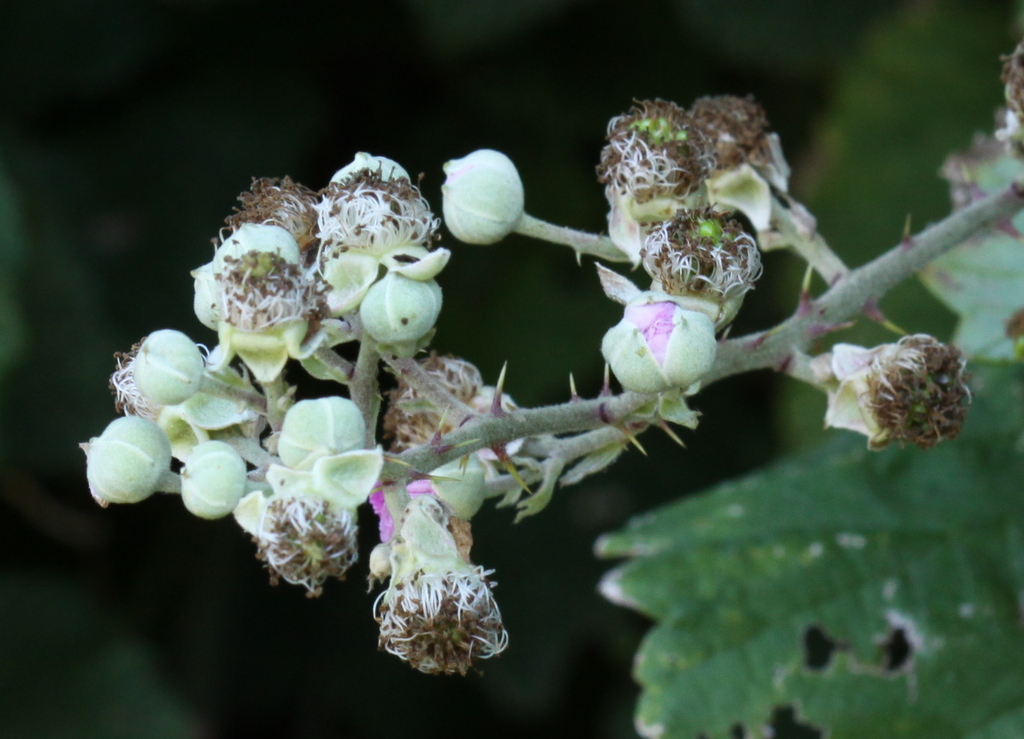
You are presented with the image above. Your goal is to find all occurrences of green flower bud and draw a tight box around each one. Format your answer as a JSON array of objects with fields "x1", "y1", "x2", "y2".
[
  {"x1": 429, "y1": 456, "x2": 486, "y2": 520},
  {"x1": 85, "y1": 416, "x2": 172, "y2": 504},
  {"x1": 213, "y1": 223, "x2": 300, "y2": 274},
  {"x1": 133, "y1": 329, "x2": 205, "y2": 407},
  {"x1": 359, "y1": 273, "x2": 442, "y2": 356},
  {"x1": 442, "y1": 149, "x2": 524, "y2": 245},
  {"x1": 181, "y1": 440, "x2": 247, "y2": 519},
  {"x1": 320, "y1": 250, "x2": 380, "y2": 314},
  {"x1": 331, "y1": 152, "x2": 410, "y2": 184},
  {"x1": 192, "y1": 263, "x2": 219, "y2": 330},
  {"x1": 601, "y1": 294, "x2": 717, "y2": 394},
  {"x1": 278, "y1": 397, "x2": 365, "y2": 470}
]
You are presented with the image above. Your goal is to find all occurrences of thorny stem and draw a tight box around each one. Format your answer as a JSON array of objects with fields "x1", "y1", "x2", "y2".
[
  {"x1": 488, "y1": 426, "x2": 632, "y2": 497},
  {"x1": 383, "y1": 183, "x2": 1023, "y2": 478},
  {"x1": 769, "y1": 195, "x2": 849, "y2": 285},
  {"x1": 515, "y1": 213, "x2": 630, "y2": 263},
  {"x1": 389, "y1": 391, "x2": 650, "y2": 477},
  {"x1": 199, "y1": 374, "x2": 267, "y2": 413},
  {"x1": 707, "y1": 182, "x2": 1024, "y2": 385},
  {"x1": 382, "y1": 354, "x2": 474, "y2": 424},
  {"x1": 351, "y1": 337, "x2": 382, "y2": 448}
]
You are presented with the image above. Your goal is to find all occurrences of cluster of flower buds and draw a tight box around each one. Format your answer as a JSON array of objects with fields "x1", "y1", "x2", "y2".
[
  {"x1": 194, "y1": 153, "x2": 450, "y2": 370},
  {"x1": 85, "y1": 331, "x2": 258, "y2": 527},
  {"x1": 84, "y1": 151, "x2": 512, "y2": 671},
  {"x1": 810, "y1": 335, "x2": 970, "y2": 450},
  {"x1": 592, "y1": 99, "x2": 767, "y2": 395},
  {"x1": 80, "y1": 74, "x2": 983, "y2": 682}
]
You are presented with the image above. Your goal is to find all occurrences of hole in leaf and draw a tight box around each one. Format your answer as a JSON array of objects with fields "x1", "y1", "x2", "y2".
[
  {"x1": 765, "y1": 706, "x2": 824, "y2": 739},
  {"x1": 802, "y1": 625, "x2": 837, "y2": 670},
  {"x1": 729, "y1": 724, "x2": 747, "y2": 739},
  {"x1": 881, "y1": 626, "x2": 912, "y2": 672}
]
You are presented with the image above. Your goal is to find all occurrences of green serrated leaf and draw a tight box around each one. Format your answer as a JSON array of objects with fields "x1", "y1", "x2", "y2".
[
  {"x1": 598, "y1": 365, "x2": 1024, "y2": 738},
  {"x1": 920, "y1": 139, "x2": 1024, "y2": 361}
]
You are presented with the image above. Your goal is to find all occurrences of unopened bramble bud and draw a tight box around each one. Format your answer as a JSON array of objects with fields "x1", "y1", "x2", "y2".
[
  {"x1": 359, "y1": 272, "x2": 442, "y2": 356},
  {"x1": 192, "y1": 264, "x2": 219, "y2": 330},
  {"x1": 429, "y1": 456, "x2": 486, "y2": 521},
  {"x1": 368, "y1": 542, "x2": 392, "y2": 589},
  {"x1": 601, "y1": 293, "x2": 717, "y2": 394},
  {"x1": 641, "y1": 208, "x2": 761, "y2": 328},
  {"x1": 132, "y1": 329, "x2": 205, "y2": 407},
  {"x1": 181, "y1": 440, "x2": 247, "y2": 519},
  {"x1": 84, "y1": 416, "x2": 172, "y2": 505},
  {"x1": 811, "y1": 335, "x2": 970, "y2": 450},
  {"x1": 278, "y1": 397, "x2": 365, "y2": 471},
  {"x1": 442, "y1": 149, "x2": 524, "y2": 245}
]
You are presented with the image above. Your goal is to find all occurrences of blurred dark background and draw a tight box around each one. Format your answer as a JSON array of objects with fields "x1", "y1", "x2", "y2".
[{"x1": 0, "y1": 0, "x2": 1016, "y2": 736}]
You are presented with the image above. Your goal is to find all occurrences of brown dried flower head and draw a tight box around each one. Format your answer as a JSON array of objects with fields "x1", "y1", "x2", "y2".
[
  {"x1": 642, "y1": 208, "x2": 761, "y2": 325},
  {"x1": 383, "y1": 354, "x2": 483, "y2": 452},
  {"x1": 375, "y1": 566, "x2": 508, "y2": 675},
  {"x1": 866, "y1": 335, "x2": 970, "y2": 450},
  {"x1": 254, "y1": 495, "x2": 359, "y2": 598},
  {"x1": 315, "y1": 170, "x2": 439, "y2": 260},
  {"x1": 597, "y1": 99, "x2": 716, "y2": 205},
  {"x1": 216, "y1": 251, "x2": 327, "y2": 332},
  {"x1": 109, "y1": 339, "x2": 160, "y2": 420},
  {"x1": 227, "y1": 177, "x2": 320, "y2": 255},
  {"x1": 688, "y1": 95, "x2": 772, "y2": 171}
]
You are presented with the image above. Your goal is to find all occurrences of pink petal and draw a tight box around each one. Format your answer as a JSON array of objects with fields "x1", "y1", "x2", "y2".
[
  {"x1": 625, "y1": 302, "x2": 678, "y2": 365},
  {"x1": 370, "y1": 481, "x2": 438, "y2": 542}
]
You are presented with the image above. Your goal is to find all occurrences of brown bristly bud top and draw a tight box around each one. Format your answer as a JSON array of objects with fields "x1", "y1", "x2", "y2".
[
  {"x1": 867, "y1": 335, "x2": 970, "y2": 450},
  {"x1": 254, "y1": 496, "x2": 359, "y2": 598},
  {"x1": 641, "y1": 208, "x2": 761, "y2": 326},
  {"x1": 383, "y1": 354, "x2": 483, "y2": 452},
  {"x1": 315, "y1": 170, "x2": 439, "y2": 258},
  {"x1": 688, "y1": 95, "x2": 772, "y2": 171},
  {"x1": 109, "y1": 339, "x2": 160, "y2": 420},
  {"x1": 217, "y1": 252, "x2": 327, "y2": 332},
  {"x1": 226, "y1": 177, "x2": 320, "y2": 256},
  {"x1": 1003, "y1": 39, "x2": 1024, "y2": 117},
  {"x1": 597, "y1": 99, "x2": 716, "y2": 204},
  {"x1": 375, "y1": 567, "x2": 508, "y2": 675}
]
